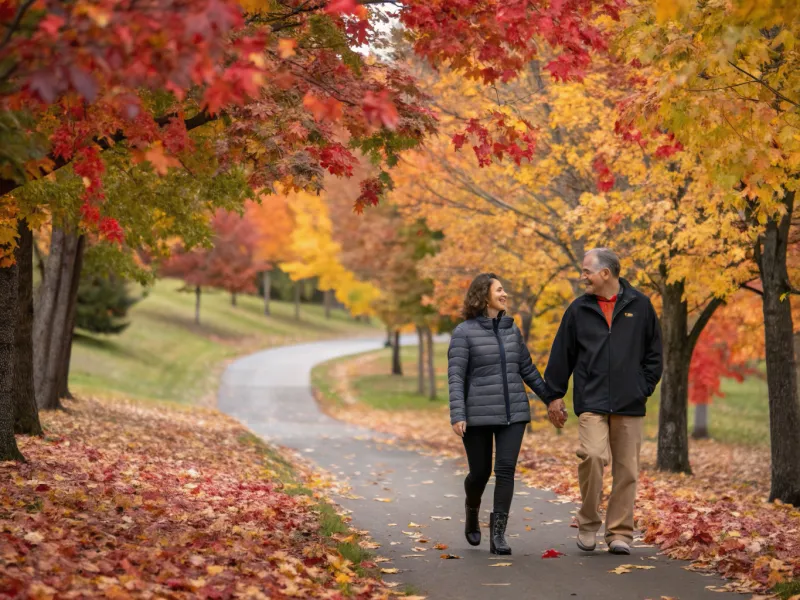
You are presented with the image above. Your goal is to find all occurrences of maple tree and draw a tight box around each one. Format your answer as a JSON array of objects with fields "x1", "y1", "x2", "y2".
[
  {"x1": 246, "y1": 195, "x2": 293, "y2": 316},
  {"x1": 280, "y1": 189, "x2": 381, "y2": 320},
  {"x1": 161, "y1": 208, "x2": 264, "y2": 323},
  {"x1": 616, "y1": 0, "x2": 800, "y2": 504}
]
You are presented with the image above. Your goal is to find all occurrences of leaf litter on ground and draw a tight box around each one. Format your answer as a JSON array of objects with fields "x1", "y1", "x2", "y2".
[
  {"x1": 0, "y1": 396, "x2": 399, "y2": 598},
  {"x1": 321, "y1": 391, "x2": 800, "y2": 593}
]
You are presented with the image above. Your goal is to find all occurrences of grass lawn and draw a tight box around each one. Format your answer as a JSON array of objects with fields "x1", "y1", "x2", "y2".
[
  {"x1": 312, "y1": 341, "x2": 772, "y2": 448},
  {"x1": 70, "y1": 278, "x2": 381, "y2": 405}
]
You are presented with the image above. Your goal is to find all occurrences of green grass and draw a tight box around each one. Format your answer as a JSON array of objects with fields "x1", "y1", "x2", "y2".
[
  {"x1": 237, "y1": 432, "x2": 378, "y2": 588},
  {"x1": 313, "y1": 341, "x2": 772, "y2": 448},
  {"x1": 773, "y1": 580, "x2": 800, "y2": 599},
  {"x1": 69, "y1": 278, "x2": 380, "y2": 404}
]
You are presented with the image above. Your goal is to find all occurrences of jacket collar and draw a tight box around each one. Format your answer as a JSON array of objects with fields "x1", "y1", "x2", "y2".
[
  {"x1": 476, "y1": 311, "x2": 514, "y2": 330},
  {"x1": 579, "y1": 278, "x2": 640, "y2": 305}
]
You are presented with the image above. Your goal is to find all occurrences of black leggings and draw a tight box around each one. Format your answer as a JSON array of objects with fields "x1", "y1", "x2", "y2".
[{"x1": 462, "y1": 422, "x2": 526, "y2": 514}]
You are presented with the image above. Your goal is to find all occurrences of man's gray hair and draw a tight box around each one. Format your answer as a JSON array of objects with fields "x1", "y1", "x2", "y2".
[{"x1": 585, "y1": 248, "x2": 621, "y2": 278}]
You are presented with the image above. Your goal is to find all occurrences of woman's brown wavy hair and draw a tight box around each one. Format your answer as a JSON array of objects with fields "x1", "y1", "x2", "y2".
[{"x1": 462, "y1": 272, "x2": 499, "y2": 320}]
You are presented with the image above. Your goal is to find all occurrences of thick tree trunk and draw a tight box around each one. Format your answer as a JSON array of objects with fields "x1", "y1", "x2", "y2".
[
  {"x1": 0, "y1": 257, "x2": 25, "y2": 461},
  {"x1": 392, "y1": 329, "x2": 402, "y2": 376},
  {"x1": 656, "y1": 279, "x2": 693, "y2": 473},
  {"x1": 416, "y1": 325, "x2": 424, "y2": 395},
  {"x1": 33, "y1": 227, "x2": 65, "y2": 397},
  {"x1": 324, "y1": 289, "x2": 332, "y2": 319},
  {"x1": 757, "y1": 198, "x2": 800, "y2": 506},
  {"x1": 692, "y1": 403, "x2": 709, "y2": 439},
  {"x1": 426, "y1": 326, "x2": 436, "y2": 400},
  {"x1": 231, "y1": 292, "x2": 237, "y2": 307},
  {"x1": 56, "y1": 235, "x2": 84, "y2": 403},
  {"x1": 34, "y1": 228, "x2": 80, "y2": 411},
  {"x1": 262, "y1": 270, "x2": 271, "y2": 316},
  {"x1": 13, "y1": 220, "x2": 42, "y2": 436},
  {"x1": 294, "y1": 281, "x2": 301, "y2": 321},
  {"x1": 195, "y1": 286, "x2": 201, "y2": 325}
]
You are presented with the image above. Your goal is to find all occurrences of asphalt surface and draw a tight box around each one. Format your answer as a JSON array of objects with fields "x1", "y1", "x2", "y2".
[{"x1": 218, "y1": 337, "x2": 737, "y2": 600}]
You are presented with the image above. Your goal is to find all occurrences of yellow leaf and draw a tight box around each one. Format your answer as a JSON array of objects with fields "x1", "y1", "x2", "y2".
[
  {"x1": 207, "y1": 565, "x2": 225, "y2": 576},
  {"x1": 380, "y1": 568, "x2": 400, "y2": 574}
]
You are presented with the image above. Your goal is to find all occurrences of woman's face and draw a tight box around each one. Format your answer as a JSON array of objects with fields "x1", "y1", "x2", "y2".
[{"x1": 487, "y1": 279, "x2": 507, "y2": 313}]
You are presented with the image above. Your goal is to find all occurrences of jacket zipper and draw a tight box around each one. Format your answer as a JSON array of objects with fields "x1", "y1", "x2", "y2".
[
  {"x1": 589, "y1": 296, "x2": 634, "y2": 414},
  {"x1": 493, "y1": 319, "x2": 511, "y2": 424}
]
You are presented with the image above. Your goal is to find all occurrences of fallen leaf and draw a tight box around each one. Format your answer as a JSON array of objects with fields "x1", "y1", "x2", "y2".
[
  {"x1": 541, "y1": 549, "x2": 564, "y2": 558},
  {"x1": 401, "y1": 554, "x2": 425, "y2": 558},
  {"x1": 24, "y1": 532, "x2": 44, "y2": 545},
  {"x1": 374, "y1": 498, "x2": 392, "y2": 503},
  {"x1": 610, "y1": 564, "x2": 655, "y2": 574},
  {"x1": 412, "y1": 546, "x2": 428, "y2": 552},
  {"x1": 489, "y1": 562, "x2": 513, "y2": 567},
  {"x1": 430, "y1": 516, "x2": 451, "y2": 521},
  {"x1": 433, "y1": 543, "x2": 448, "y2": 550},
  {"x1": 381, "y1": 568, "x2": 400, "y2": 574},
  {"x1": 440, "y1": 554, "x2": 461, "y2": 559},
  {"x1": 408, "y1": 522, "x2": 425, "y2": 528}
]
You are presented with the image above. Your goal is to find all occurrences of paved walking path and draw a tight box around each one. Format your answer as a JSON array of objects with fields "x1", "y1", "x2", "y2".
[{"x1": 218, "y1": 338, "x2": 736, "y2": 600}]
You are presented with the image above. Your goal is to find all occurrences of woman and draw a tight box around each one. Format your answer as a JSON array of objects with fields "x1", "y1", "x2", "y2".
[{"x1": 448, "y1": 273, "x2": 554, "y2": 555}]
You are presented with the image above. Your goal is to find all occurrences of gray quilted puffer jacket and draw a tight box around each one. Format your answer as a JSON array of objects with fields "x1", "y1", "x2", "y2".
[{"x1": 448, "y1": 313, "x2": 553, "y2": 426}]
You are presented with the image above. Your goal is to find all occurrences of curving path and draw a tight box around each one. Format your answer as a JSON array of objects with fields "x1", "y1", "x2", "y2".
[{"x1": 218, "y1": 337, "x2": 736, "y2": 600}]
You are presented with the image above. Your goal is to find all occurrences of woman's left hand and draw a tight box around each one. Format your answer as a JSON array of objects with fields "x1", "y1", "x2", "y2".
[{"x1": 452, "y1": 421, "x2": 467, "y2": 437}]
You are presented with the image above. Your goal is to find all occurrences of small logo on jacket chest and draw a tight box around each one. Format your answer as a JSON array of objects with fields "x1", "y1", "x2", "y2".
[{"x1": 624, "y1": 312, "x2": 634, "y2": 317}]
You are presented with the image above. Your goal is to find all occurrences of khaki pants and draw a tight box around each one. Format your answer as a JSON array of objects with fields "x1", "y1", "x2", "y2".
[{"x1": 576, "y1": 412, "x2": 643, "y2": 545}]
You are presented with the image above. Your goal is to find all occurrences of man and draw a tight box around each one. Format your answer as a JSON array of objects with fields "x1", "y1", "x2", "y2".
[{"x1": 544, "y1": 248, "x2": 662, "y2": 555}]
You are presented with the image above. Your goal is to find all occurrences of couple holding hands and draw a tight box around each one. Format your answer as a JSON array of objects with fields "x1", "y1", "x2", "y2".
[{"x1": 448, "y1": 248, "x2": 663, "y2": 556}]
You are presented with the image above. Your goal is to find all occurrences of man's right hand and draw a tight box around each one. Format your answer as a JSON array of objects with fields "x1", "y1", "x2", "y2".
[
  {"x1": 452, "y1": 421, "x2": 467, "y2": 437},
  {"x1": 547, "y1": 398, "x2": 568, "y2": 428}
]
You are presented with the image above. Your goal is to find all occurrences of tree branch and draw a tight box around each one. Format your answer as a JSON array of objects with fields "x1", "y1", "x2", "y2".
[
  {"x1": 687, "y1": 297, "x2": 724, "y2": 354},
  {"x1": 0, "y1": 110, "x2": 219, "y2": 198},
  {"x1": 727, "y1": 60, "x2": 800, "y2": 109}
]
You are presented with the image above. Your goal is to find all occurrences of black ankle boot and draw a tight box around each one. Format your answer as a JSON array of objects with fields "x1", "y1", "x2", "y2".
[
  {"x1": 489, "y1": 512, "x2": 511, "y2": 555},
  {"x1": 465, "y1": 500, "x2": 481, "y2": 546}
]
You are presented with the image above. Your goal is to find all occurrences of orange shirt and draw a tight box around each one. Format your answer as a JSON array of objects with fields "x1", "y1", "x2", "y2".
[{"x1": 596, "y1": 295, "x2": 617, "y2": 328}]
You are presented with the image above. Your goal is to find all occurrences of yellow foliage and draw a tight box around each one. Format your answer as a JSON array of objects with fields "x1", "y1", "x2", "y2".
[{"x1": 280, "y1": 190, "x2": 380, "y2": 316}]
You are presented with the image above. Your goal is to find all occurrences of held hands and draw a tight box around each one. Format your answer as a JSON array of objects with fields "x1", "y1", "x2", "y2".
[
  {"x1": 452, "y1": 421, "x2": 467, "y2": 437},
  {"x1": 547, "y1": 398, "x2": 568, "y2": 429}
]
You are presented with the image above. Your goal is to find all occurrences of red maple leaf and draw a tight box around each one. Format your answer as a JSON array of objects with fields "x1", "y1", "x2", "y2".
[{"x1": 542, "y1": 549, "x2": 565, "y2": 558}]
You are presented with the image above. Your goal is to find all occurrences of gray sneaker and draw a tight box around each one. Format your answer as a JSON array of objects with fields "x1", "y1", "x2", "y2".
[
  {"x1": 577, "y1": 530, "x2": 596, "y2": 551},
  {"x1": 608, "y1": 540, "x2": 631, "y2": 555}
]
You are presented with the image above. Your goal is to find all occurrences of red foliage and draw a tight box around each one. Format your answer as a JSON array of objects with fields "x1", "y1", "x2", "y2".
[
  {"x1": 689, "y1": 311, "x2": 757, "y2": 406},
  {"x1": 161, "y1": 209, "x2": 264, "y2": 296}
]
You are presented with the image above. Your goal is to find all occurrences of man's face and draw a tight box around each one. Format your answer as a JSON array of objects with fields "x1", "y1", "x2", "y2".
[{"x1": 581, "y1": 254, "x2": 609, "y2": 295}]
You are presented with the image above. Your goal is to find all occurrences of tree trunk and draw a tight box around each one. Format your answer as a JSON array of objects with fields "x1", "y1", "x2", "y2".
[
  {"x1": 520, "y1": 311, "x2": 533, "y2": 344},
  {"x1": 33, "y1": 227, "x2": 65, "y2": 398},
  {"x1": 56, "y1": 235, "x2": 84, "y2": 403},
  {"x1": 13, "y1": 220, "x2": 42, "y2": 436},
  {"x1": 426, "y1": 326, "x2": 436, "y2": 400},
  {"x1": 262, "y1": 270, "x2": 271, "y2": 316},
  {"x1": 757, "y1": 197, "x2": 800, "y2": 506},
  {"x1": 32, "y1": 236, "x2": 46, "y2": 283},
  {"x1": 195, "y1": 286, "x2": 201, "y2": 325},
  {"x1": 231, "y1": 292, "x2": 237, "y2": 307},
  {"x1": 34, "y1": 227, "x2": 80, "y2": 411},
  {"x1": 392, "y1": 329, "x2": 403, "y2": 376},
  {"x1": 656, "y1": 279, "x2": 693, "y2": 473},
  {"x1": 0, "y1": 257, "x2": 25, "y2": 461},
  {"x1": 416, "y1": 325, "x2": 425, "y2": 395},
  {"x1": 692, "y1": 403, "x2": 709, "y2": 439},
  {"x1": 294, "y1": 280, "x2": 301, "y2": 321},
  {"x1": 324, "y1": 289, "x2": 333, "y2": 319}
]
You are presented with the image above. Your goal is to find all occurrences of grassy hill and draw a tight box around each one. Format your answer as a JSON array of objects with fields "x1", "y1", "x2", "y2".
[{"x1": 69, "y1": 279, "x2": 381, "y2": 405}]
